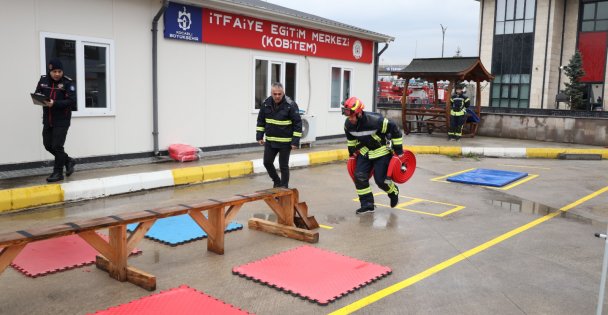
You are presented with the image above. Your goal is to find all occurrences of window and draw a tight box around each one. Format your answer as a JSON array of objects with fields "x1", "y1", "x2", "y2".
[
  {"x1": 41, "y1": 33, "x2": 114, "y2": 116},
  {"x1": 253, "y1": 57, "x2": 297, "y2": 110},
  {"x1": 580, "y1": 1, "x2": 608, "y2": 32},
  {"x1": 330, "y1": 66, "x2": 352, "y2": 109},
  {"x1": 495, "y1": 0, "x2": 535, "y2": 35},
  {"x1": 491, "y1": 0, "x2": 535, "y2": 108}
]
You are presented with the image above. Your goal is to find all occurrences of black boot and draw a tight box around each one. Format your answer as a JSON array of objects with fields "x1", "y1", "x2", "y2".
[
  {"x1": 355, "y1": 205, "x2": 375, "y2": 215},
  {"x1": 46, "y1": 171, "x2": 64, "y2": 182},
  {"x1": 389, "y1": 193, "x2": 399, "y2": 208},
  {"x1": 65, "y1": 158, "x2": 76, "y2": 177}
]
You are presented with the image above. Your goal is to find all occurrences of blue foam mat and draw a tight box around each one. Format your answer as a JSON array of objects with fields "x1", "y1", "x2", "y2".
[
  {"x1": 127, "y1": 214, "x2": 243, "y2": 246},
  {"x1": 446, "y1": 168, "x2": 528, "y2": 187}
]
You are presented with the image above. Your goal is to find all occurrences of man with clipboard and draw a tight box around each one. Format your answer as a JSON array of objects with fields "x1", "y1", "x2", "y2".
[{"x1": 34, "y1": 59, "x2": 77, "y2": 182}]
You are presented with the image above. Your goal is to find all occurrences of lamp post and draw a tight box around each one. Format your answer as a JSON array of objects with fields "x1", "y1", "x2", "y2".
[{"x1": 440, "y1": 24, "x2": 447, "y2": 58}]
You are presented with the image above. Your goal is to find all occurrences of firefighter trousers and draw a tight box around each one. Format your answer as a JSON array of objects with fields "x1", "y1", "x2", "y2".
[
  {"x1": 42, "y1": 125, "x2": 71, "y2": 172},
  {"x1": 448, "y1": 114, "x2": 466, "y2": 139},
  {"x1": 354, "y1": 153, "x2": 399, "y2": 208}
]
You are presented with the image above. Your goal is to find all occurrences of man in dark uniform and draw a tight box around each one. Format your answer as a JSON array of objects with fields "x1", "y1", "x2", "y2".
[
  {"x1": 343, "y1": 97, "x2": 404, "y2": 215},
  {"x1": 35, "y1": 59, "x2": 77, "y2": 182},
  {"x1": 448, "y1": 84, "x2": 470, "y2": 141},
  {"x1": 256, "y1": 82, "x2": 302, "y2": 188}
]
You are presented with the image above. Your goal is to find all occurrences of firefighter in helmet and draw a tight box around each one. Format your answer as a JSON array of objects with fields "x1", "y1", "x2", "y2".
[
  {"x1": 448, "y1": 83, "x2": 471, "y2": 141},
  {"x1": 343, "y1": 97, "x2": 404, "y2": 215}
]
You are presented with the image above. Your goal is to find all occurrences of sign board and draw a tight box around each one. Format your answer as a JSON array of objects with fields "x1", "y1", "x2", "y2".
[{"x1": 163, "y1": 2, "x2": 373, "y2": 63}]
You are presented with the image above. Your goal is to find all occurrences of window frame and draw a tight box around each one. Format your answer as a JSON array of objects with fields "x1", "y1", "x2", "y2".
[
  {"x1": 329, "y1": 65, "x2": 353, "y2": 112},
  {"x1": 252, "y1": 56, "x2": 298, "y2": 113},
  {"x1": 40, "y1": 32, "x2": 115, "y2": 117}
]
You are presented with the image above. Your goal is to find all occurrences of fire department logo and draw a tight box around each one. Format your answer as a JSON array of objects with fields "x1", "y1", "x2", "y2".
[
  {"x1": 352, "y1": 40, "x2": 363, "y2": 60},
  {"x1": 177, "y1": 6, "x2": 192, "y2": 31}
]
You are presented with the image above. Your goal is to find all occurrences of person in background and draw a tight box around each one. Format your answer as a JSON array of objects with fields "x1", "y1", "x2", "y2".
[
  {"x1": 35, "y1": 59, "x2": 76, "y2": 182},
  {"x1": 448, "y1": 84, "x2": 470, "y2": 141},
  {"x1": 256, "y1": 82, "x2": 302, "y2": 188}
]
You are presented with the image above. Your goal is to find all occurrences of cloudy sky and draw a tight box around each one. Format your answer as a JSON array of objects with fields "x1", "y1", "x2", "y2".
[{"x1": 265, "y1": 0, "x2": 481, "y2": 65}]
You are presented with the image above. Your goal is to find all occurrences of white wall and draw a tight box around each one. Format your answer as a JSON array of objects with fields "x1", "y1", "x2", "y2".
[{"x1": 0, "y1": 0, "x2": 376, "y2": 166}]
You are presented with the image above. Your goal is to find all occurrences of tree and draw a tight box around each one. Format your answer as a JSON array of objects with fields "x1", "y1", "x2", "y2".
[
  {"x1": 454, "y1": 46, "x2": 462, "y2": 57},
  {"x1": 563, "y1": 50, "x2": 586, "y2": 110}
]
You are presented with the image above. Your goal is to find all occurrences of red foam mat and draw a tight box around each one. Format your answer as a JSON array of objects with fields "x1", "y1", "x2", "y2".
[
  {"x1": 11, "y1": 234, "x2": 141, "y2": 277},
  {"x1": 232, "y1": 245, "x2": 391, "y2": 305},
  {"x1": 90, "y1": 285, "x2": 252, "y2": 315}
]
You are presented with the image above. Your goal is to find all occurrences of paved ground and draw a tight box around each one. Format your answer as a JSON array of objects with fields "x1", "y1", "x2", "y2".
[{"x1": 0, "y1": 146, "x2": 607, "y2": 314}]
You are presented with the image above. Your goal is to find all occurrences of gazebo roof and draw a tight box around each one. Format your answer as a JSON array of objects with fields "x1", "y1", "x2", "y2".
[{"x1": 392, "y1": 57, "x2": 494, "y2": 82}]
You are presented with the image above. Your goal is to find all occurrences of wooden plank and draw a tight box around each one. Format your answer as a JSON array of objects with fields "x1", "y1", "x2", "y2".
[
  {"x1": 78, "y1": 231, "x2": 116, "y2": 262},
  {"x1": 127, "y1": 219, "x2": 156, "y2": 254},
  {"x1": 263, "y1": 198, "x2": 287, "y2": 223},
  {"x1": 0, "y1": 244, "x2": 26, "y2": 275},
  {"x1": 294, "y1": 202, "x2": 319, "y2": 230},
  {"x1": 188, "y1": 209, "x2": 216, "y2": 237},
  {"x1": 278, "y1": 194, "x2": 295, "y2": 226},
  {"x1": 207, "y1": 207, "x2": 226, "y2": 255},
  {"x1": 108, "y1": 226, "x2": 128, "y2": 281},
  {"x1": 96, "y1": 255, "x2": 156, "y2": 291},
  {"x1": 248, "y1": 218, "x2": 318, "y2": 243},
  {"x1": 224, "y1": 204, "x2": 243, "y2": 226}
]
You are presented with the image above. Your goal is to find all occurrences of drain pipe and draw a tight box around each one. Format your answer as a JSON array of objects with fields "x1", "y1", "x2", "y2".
[
  {"x1": 152, "y1": 0, "x2": 169, "y2": 156},
  {"x1": 372, "y1": 42, "x2": 389, "y2": 112}
]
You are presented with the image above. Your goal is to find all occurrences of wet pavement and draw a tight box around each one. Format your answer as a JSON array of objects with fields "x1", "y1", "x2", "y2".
[{"x1": 0, "y1": 148, "x2": 607, "y2": 314}]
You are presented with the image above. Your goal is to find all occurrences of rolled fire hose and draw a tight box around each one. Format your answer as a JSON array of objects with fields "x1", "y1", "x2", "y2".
[{"x1": 347, "y1": 150, "x2": 416, "y2": 184}]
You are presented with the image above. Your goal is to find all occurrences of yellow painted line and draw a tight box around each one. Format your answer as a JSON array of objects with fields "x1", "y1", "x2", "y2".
[
  {"x1": 437, "y1": 206, "x2": 466, "y2": 217},
  {"x1": 202, "y1": 164, "x2": 230, "y2": 182},
  {"x1": 499, "y1": 164, "x2": 551, "y2": 170},
  {"x1": 227, "y1": 161, "x2": 253, "y2": 178},
  {"x1": 395, "y1": 198, "x2": 423, "y2": 208},
  {"x1": 493, "y1": 174, "x2": 539, "y2": 190},
  {"x1": 438, "y1": 146, "x2": 462, "y2": 156},
  {"x1": 328, "y1": 186, "x2": 608, "y2": 315},
  {"x1": 0, "y1": 189, "x2": 10, "y2": 213},
  {"x1": 309, "y1": 151, "x2": 339, "y2": 165},
  {"x1": 374, "y1": 202, "x2": 442, "y2": 217},
  {"x1": 430, "y1": 168, "x2": 477, "y2": 182},
  {"x1": 319, "y1": 224, "x2": 334, "y2": 230}
]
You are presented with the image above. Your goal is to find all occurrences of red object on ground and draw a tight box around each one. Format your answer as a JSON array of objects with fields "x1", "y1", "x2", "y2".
[
  {"x1": 387, "y1": 150, "x2": 416, "y2": 184},
  {"x1": 11, "y1": 234, "x2": 141, "y2": 277},
  {"x1": 168, "y1": 144, "x2": 200, "y2": 162},
  {"x1": 91, "y1": 285, "x2": 251, "y2": 315},
  {"x1": 232, "y1": 245, "x2": 391, "y2": 305}
]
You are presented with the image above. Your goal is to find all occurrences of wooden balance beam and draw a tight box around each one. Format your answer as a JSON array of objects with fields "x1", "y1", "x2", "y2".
[{"x1": 0, "y1": 188, "x2": 318, "y2": 291}]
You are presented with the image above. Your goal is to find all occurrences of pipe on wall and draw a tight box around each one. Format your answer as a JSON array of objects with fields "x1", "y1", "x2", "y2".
[
  {"x1": 372, "y1": 42, "x2": 389, "y2": 112},
  {"x1": 152, "y1": 0, "x2": 169, "y2": 156}
]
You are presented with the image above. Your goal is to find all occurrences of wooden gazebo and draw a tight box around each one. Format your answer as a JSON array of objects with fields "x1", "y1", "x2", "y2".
[{"x1": 392, "y1": 57, "x2": 494, "y2": 137}]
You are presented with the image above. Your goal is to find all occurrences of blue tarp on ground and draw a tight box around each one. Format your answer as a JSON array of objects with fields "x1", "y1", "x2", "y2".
[
  {"x1": 446, "y1": 168, "x2": 528, "y2": 187},
  {"x1": 127, "y1": 214, "x2": 243, "y2": 246}
]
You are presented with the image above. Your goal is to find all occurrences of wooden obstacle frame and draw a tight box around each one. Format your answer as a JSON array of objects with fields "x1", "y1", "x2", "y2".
[
  {"x1": 0, "y1": 188, "x2": 318, "y2": 291},
  {"x1": 392, "y1": 57, "x2": 494, "y2": 137}
]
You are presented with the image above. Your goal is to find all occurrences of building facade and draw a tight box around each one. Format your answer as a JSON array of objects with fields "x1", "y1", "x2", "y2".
[
  {"x1": 0, "y1": 0, "x2": 392, "y2": 168},
  {"x1": 478, "y1": 0, "x2": 607, "y2": 110}
]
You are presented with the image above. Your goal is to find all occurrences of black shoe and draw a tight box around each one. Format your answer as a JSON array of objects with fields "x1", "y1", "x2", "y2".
[
  {"x1": 46, "y1": 171, "x2": 64, "y2": 182},
  {"x1": 65, "y1": 158, "x2": 76, "y2": 177},
  {"x1": 389, "y1": 193, "x2": 399, "y2": 208},
  {"x1": 355, "y1": 205, "x2": 375, "y2": 215},
  {"x1": 273, "y1": 181, "x2": 281, "y2": 188}
]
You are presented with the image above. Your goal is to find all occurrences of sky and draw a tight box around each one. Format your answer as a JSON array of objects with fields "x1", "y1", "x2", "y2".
[{"x1": 264, "y1": 0, "x2": 481, "y2": 65}]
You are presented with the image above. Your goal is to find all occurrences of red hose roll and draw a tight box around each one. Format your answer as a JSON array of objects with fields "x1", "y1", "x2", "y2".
[
  {"x1": 387, "y1": 150, "x2": 416, "y2": 184},
  {"x1": 347, "y1": 154, "x2": 373, "y2": 182}
]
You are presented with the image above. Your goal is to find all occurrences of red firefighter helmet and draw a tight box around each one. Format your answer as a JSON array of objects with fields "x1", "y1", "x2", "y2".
[{"x1": 342, "y1": 97, "x2": 365, "y2": 116}]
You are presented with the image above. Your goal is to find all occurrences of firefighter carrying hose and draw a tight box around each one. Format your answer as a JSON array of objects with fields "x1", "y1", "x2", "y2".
[
  {"x1": 448, "y1": 83, "x2": 471, "y2": 141},
  {"x1": 343, "y1": 97, "x2": 404, "y2": 215}
]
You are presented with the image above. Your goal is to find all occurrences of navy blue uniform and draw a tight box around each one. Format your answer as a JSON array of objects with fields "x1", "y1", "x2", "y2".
[
  {"x1": 256, "y1": 95, "x2": 302, "y2": 187},
  {"x1": 35, "y1": 75, "x2": 76, "y2": 174},
  {"x1": 344, "y1": 111, "x2": 403, "y2": 209}
]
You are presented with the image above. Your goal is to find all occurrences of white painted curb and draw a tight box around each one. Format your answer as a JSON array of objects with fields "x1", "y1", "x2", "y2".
[
  {"x1": 140, "y1": 170, "x2": 175, "y2": 190},
  {"x1": 62, "y1": 178, "x2": 105, "y2": 201}
]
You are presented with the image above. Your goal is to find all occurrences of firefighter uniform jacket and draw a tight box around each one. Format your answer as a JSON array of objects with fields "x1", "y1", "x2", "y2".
[
  {"x1": 450, "y1": 92, "x2": 470, "y2": 116},
  {"x1": 256, "y1": 96, "x2": 303, "y2": 148},
  {"x1": 35, "y1": 75, "x2": 76, "y2": 127},
  {"x1": 345, "y1": 111, "x2": 403, "y2": 159}
]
